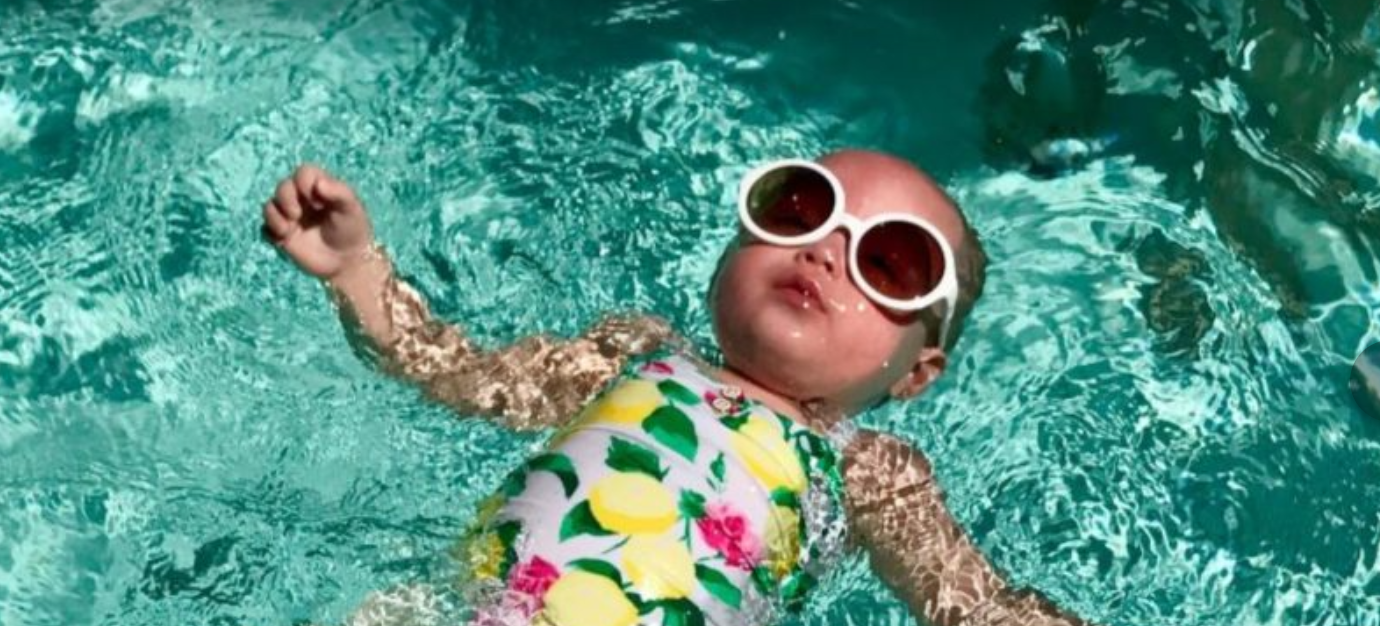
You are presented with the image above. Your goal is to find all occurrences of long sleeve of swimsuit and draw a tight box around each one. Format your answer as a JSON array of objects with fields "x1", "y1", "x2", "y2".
[
  {"x1": 328, "y1": 258, "x2": 678, "y2": 431},
  {"x1": 842, "y1": 431, "x2": 1092, "y2": 626}
]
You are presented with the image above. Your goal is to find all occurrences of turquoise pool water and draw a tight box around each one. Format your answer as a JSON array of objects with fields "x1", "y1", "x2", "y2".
[{"x1": 3, "y1": 0, "x2": 1380, "y2": 624}]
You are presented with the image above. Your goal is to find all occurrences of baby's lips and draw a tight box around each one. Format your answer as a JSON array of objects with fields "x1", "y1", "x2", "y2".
[{"x1": 772, "y1": 268, "x2": 834, "y2": 312}]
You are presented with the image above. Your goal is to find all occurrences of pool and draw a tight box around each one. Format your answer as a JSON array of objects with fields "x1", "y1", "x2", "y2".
[{"x1": 2, "y1": 0, "x2": 1379, "y2": 624}]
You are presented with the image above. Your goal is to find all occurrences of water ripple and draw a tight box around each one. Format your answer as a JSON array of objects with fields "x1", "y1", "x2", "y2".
[{"x1": 3, "y1": 2, "x2": 1380, "y2": 626}]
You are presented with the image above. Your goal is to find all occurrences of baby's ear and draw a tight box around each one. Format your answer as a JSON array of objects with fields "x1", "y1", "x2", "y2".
[{"x1": 889, "y1": 347, "x2": 947, "y2": 400}]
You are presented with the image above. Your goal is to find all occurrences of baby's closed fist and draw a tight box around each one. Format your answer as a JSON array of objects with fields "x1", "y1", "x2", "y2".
[{"x1": 262, "y1": 165, "x2": 375, "y2": 280}]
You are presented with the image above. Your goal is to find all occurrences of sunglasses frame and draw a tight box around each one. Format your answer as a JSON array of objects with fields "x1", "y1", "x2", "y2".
[{"x1": 737, "y1": 158, "x2": 959, "y2": 348}]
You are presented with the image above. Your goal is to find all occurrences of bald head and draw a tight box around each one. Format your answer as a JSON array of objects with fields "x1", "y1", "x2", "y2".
[
  {"x1": 817, "y1": 150, "x2": 967, "y2": 247},
  {"x1": 816, "y1": 149, "x2": 988, "y2": 352}
]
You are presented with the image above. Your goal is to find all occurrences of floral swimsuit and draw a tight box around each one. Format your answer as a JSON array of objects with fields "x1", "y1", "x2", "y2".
[{"x1": 461, "y1": 351, "x2": 850, "y2": 626}]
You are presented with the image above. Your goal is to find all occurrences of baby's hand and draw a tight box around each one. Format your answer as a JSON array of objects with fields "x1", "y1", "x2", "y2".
[{"x1": 261, "y1": 164, "x2": 375, "y2": 280}]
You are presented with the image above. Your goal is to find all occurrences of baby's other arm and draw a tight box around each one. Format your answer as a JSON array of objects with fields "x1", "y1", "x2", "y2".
[
  {"x1": 843, "y1": 431, "x2": 1093, "y2": 626},
  {"x1": 346, "y1": 271, "x2": 676, "y2": 430},
  {"x1": 263, "y1": 165, "x2": 678, "y2": 430}
]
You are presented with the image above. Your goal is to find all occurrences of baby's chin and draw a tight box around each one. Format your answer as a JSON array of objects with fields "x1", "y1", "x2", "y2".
[{"x1": 720, "y1": 313, "x2": 833, "y2": 387}]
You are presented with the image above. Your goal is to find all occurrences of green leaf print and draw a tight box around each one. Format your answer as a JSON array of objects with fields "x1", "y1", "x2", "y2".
[
  {"x1": 559, "y1": 500, "x2": 613, "y2": 541},
  {"x1": 643, "y1": 601, "x2": 680, "y2": 626},
  {"x1": 495, "y1": 520, "x2": 522, "y2": 578},
  {"x1": 794, "y1": 430, "x2": 830, "y2": 462},
  {"x1": 528, "y1": 453, "x2": 580, "y2": 498},
  {"x1": 495, "y1": 520, "x2": 522, "y2": 545},
  {"x1": 605, "y1": 437, "x2": 667, "y2": 480},
  {"x1": 708, "y1": 454, "x2": 726, "y2": 490},
  {"x1": 644, "y1": 599, "x2": 705, "y2": 626},
  {"x1": 780, "y1": 571, "x2": 817, "y2": 609},
  {"x1": 682, "y1": 600, "x2": 708, "y2": 626},
  {"x1": 643, "y1": 405, "x2": 698, "y2": 462},
  {"x1": 694, "y1": 564, "x2": 742, "y2": 609},
  {"x1": 568, "y1": 558, "x2": 625, "y2": 588},
  {"x1": 719, "y1": 413, "x2": 750, "y2": 431},
  {"x1": 750, "y1": 565, "x2": 776, "y2": 595},
  {"x1": 501, "y1": 468, "x2": 528, "y2": 498},
  {"x1": 656, "y1": 379, "x2": 701, "y2": 406},
  {"x1": 770, "y1": 487, "x2": 801, "y2": 509},
  {"x1": 678, "y1": 489, "x2": 707, "y2": 520}
]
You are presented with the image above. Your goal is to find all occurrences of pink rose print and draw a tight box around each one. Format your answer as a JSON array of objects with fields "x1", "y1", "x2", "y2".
[
  {"x1": 507, "y1": 556, "x2": 560, "y2": 615},
  {"x1": 641, "y1": 361, "x2": 675, "y2": 375},
  {"x1": 703, "y1": 388, "x2": 746, "y2": 417},
  {"x1": 696, "y1": 502, "x2": 761, "y2": 570}
]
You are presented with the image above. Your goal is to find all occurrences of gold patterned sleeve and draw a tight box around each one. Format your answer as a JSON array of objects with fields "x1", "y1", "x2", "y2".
[
  {"x1": 843, "y1": 430, "x2": 1092, "y2": 626},
  {"x1": 330, "y1": 262, "x2": 678, "y2": 431}
]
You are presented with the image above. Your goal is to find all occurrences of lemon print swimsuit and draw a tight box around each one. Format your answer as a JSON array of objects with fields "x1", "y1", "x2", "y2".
[{"x1": 463, "y1": 351, "x2": 849, "y2": 626}]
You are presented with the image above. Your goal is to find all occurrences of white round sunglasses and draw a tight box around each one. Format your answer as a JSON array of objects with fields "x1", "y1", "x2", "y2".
[{"x1": 736, "y1": 158, "x2": 959, "y2": 347}]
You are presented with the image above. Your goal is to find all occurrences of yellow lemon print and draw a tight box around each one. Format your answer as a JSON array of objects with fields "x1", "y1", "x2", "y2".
[
  {"x1": 764, "y1": 505, "x2": 801, "y2": 579},
  {"x1": 582, "y1": 379, "x2": 664, "y2": 426},
  {"x1": 751, "y1": 408, "x2": 786, "y2": 434},
  {"x1": 730, "y1": 414, "x2": 806, "y2": 493},
  {"x1": 622, "y1": 534, "x2": 696, "y2": 600},
  {"x1": 466, "y1": 531, "x2": 505, "y2": 581},
  {"x1": 541, "y1": 570, "x2": 638, "y2": 626},
  {"x1": 589, "y1": 472, "x2": 678, "y2": 535}
]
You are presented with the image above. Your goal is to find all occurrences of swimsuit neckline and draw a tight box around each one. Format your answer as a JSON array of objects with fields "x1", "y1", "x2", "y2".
[{"x1": 653, "y1": 349, "x2": 854, "y2": 444}]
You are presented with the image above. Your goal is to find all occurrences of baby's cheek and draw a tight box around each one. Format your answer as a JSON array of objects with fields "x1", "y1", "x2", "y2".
[
  {"x1": 715, "y1": 288, "x2": 759, "y2": 328},
  {"x1": 840, "y1": 316, "x2": 907, "y2": 365}
]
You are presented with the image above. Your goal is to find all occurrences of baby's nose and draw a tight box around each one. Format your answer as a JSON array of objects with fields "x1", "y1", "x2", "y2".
[
  {"x1": 805, "y1": 249, "x2": 835, "y2": 273},
  {"x1": 798, "y1": 233, "x2": 845, "y2": 276}
]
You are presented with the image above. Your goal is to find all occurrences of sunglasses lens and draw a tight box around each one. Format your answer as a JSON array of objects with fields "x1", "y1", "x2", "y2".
[
  {"x1": 857, "y1": 221, "x2": 946, "y2": 301},
  {"x1": 746, "y1": 165, "x2": 836, "y2": 238}
]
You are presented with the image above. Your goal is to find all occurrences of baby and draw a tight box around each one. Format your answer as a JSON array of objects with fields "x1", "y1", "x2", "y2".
[{"x1": 261, "y1": 150, "x2": 1092, "y2": 626}]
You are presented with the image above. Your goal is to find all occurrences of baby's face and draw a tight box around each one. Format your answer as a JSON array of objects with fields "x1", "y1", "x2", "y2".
[{"x1": 710, "y1": 151, "x2": 968, "y2": 412}]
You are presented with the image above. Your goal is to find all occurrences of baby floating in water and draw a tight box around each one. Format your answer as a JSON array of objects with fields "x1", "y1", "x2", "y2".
[{"x1": 261, "y1": 150, "x2": 1092, "y2": 626}]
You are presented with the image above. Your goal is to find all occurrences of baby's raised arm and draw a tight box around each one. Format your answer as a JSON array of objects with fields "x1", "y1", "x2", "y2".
[
  {"x1": 262, "y1": 165, "x2": 677, "y2": 430},
  {"x1": 843, "y1": 431, "x2": 1093, "y2": 626}
]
